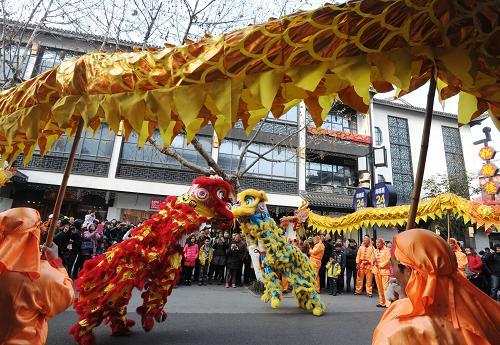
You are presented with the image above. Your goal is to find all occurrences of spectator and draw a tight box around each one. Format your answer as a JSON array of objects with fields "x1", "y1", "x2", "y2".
[
  {"x1": 212, "y1": 232, "x2": 228, "y2": 284},
  {"x1": 242, "y1": 237, "x2": 253, "y2": 285},
  {"x1": 320, "y1": 234, "x2": 333, "y2": 290},
  {"x1": 487, "y1": 244, "x2": 500, "y2": 301},
  {"x1": 226, "y1": 240, "x2": 242, "y2": 288},
  {"x1": 194, "y1": 230, "x2": 208, "y2": 282},
  {"x1": 233, "y1": 234, "x2": 247, "y2": 286},
  {"x1": 465, "y1": 247, "x2": 484, "y2": 291},
  {"x1": 198, "y1": 237, "x2": 213, "y2": 286},
  {"x1": 182, "y1": 235, "x2": 199, "y2": 286},
  {"x1": 345, "y1": 239, "x2": 358, "y2": 293},
  {"x1": 82, "y1": 211, "x2": 96, "y2": 228},
  {"x1": 333, "y1": 242, "x2": 346, "y2": 293},
  {"x1": 326, "y1": 256, "x2": 341, "y2": 296}
]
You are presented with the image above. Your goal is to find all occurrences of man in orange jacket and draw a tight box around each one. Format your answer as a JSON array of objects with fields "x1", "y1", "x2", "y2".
[
  {"x1": 309, "y1": 235, "x2": 325, "y2": 293},
  {"x1": 373, "y1": 229, "x2": 499, "y2": 345},
  {"x1": 373, "y1": 238, "x2": 391, "y2": 307},
  {"x1": 448, "y1": 238, "x2": 468, "y2": 278},
  {"x1": 355, "y1": 235, "x2": 374, "y2": 297},
  {"x1": 0, "y1": 208, "x2": 74, "y2": 345}
]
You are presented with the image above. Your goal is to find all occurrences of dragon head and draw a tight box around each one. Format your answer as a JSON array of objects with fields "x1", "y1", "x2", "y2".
[
  {"x1": 179, "y1": 176, "x2": 234, "y2": 229},
  {"x1": 232, "y1": 189, "x2": 270, "y2": 226}
]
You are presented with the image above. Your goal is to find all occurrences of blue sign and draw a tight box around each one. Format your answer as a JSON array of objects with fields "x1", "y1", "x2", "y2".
[
  {"x1": 353, "y1": 188, "x2": 370, "y2": 210},
  {"x1": 371, "y1": 183, "x2": 397, "y2": 208}
]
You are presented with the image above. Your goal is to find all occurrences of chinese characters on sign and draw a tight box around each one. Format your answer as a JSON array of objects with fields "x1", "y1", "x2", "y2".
[
  {"x1": 474, "y1": 128, "x2": 499, "y2": 204},
  {"x1": 353, "y1": 188, "x2": 370, "y2": 210},
  {"x1": 371, "y1": 183, "x2": 397, "y2": 208},
  {"x1": 150, "y1": 197, "x2": 163, "y2": 210}
]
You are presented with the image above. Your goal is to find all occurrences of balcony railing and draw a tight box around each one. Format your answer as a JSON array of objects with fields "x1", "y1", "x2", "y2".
[{"x1": 13, "y1": 155, "x2": 110, "y2": 177}]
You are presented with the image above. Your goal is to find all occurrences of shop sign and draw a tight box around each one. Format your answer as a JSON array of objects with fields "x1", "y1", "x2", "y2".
[
  {"x1": 480, "y1": 163, "x2": 498, "y2": 177},
  {"x1": 353, "y1": 188, "x2": 370, "y2": 210},
  {"x1": 150, "y1": 197, "x2": 163, "y2": 210},
  {"x1": 371, "y1": 182, "x2": 397, "y2": 208},
  {"x1": 479, "y1": 146, "x2": 495, "y2": 161}
]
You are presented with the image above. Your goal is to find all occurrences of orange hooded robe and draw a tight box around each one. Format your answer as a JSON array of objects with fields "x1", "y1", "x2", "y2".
[
  {"x1": 309, "y1": 236, "x2": 325, "y2": 293},
  {"x1": 0, "y1": 208, "x2": 74, "y2": 345},
  {"x1": 373, "y1": 238, "x2": 391, "y2": 307},
  {"x1": 373, "y1": 229, "x2": 500, "y2": 345},
  {"x1": 448, "y1": 238, "x2": 468, "y2": 278}
]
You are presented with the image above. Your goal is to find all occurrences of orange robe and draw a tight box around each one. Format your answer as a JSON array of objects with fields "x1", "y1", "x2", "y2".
[
  {"x1": 373, "y1": 246, "x2": 391, "y2": 306},
  {"x1": 355, "y1": 244, "x2": 374, "y2": 295},
  {"x1": 454, "y1": 250, "x2": 468, "y2": 278},
  {"x1": 0, "y1": 207, "x2": 74, "y2": 345},
  {"x1": 0, "y1": 261, "x2": 74, "y2": 345},
  {"x1": 309, "y1": 241, "x2": 325, "y2": 293},
  {"x1": 373, "y1": 229, "x2": 500, "y2": 345}
]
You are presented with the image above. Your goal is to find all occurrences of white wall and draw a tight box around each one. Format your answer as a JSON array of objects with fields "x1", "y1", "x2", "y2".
[{"x1": 371, "y1": 102, "x2": 476, "y2": 188}]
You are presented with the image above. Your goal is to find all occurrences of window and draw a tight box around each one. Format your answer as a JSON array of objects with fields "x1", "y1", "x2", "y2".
[
  {"x1": 0, "y1": 45, "x2": 29, "y2": 84},
  {"x1": 33, "y1": 47, "x2": 82, "y2": 75},
  {"x1": 43, "y1": 124, "x2": 115, "y2": 160},
  {"x1": 218, "y1": 139, "x2": 297, "y2": 180},
  {"x1": 388, "y1": 116, "x2": 414, "y2": 203},
  {"x1": 306, "y1": 161, "x2": 356, "y2": 194},
  {"x1": 442, "y1": 126, "x2": 466, "y2": 178},
  {"x1": 272, "y1": 106, "x2": 298, "y2": 123},
  {"x1": 121, "y1": 132, "x2": 212, "y2": 169},
  {"x1": 374, "y1": 127, "x2": 383, "y2": 146}
]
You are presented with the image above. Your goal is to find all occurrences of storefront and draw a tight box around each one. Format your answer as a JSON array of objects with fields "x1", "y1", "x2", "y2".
[{"x1": 11, "y1": 184, "x2": 111, "y2": 220}]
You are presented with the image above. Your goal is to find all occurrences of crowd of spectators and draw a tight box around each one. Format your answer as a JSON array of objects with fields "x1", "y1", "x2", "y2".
[
  {"x1": 45, "y1": 211, "x2": 140, "y2": 279},
  {"x1": 45, "y1": 210, "x2": 500, "y2": 301}
]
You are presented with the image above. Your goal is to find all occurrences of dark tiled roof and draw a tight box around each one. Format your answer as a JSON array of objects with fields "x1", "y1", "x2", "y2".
[
  {"x1": 300, "y1": 191, "x2": 354, "y2": 209},
  {"x1": 1, "y1": 19, "x2": 159, "y2": 49},
  {"x1": 373, "y1": 98, "x2": 458, "y2": 120}
]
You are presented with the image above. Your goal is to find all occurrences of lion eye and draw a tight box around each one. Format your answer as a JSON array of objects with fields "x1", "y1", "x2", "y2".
[
  {"x1": 244, "y1": 196, "x2": 255, "y2": 205},
  {"x1": 216, "y1": 189, "x2": 226, "y2": 199}
]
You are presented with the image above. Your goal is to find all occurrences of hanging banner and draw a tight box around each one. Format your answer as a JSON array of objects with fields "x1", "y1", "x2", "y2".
[
  {"x1": 371, "y1": 183, "x2": 397, "y2": 208},
  {"x1": 353, "y1": 188, "x2": 370, "y2": 210}
]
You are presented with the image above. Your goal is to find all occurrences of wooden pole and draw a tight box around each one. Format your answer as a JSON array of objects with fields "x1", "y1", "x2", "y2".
[
  {"x1": 406, "y1": 74, "x2": 437, "y2": 230},
  {"x1": 447, "y1": 213, "x2": 450, "y2": 240},
  {"x1": 45, "y1": 119, "x2": 84, "y2": 246}
]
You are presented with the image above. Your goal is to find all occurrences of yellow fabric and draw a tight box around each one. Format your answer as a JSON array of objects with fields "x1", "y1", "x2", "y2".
[
  {"x1": 356, "y1": 266, "x2": 373, "y2": 296},
  {"x1": 198, "y1": 245, "x2": 213, "y2": 266},
  {"x1": 306, "y1": 193, "x2": 499, "y2": 234},
  {"x1": 326, "y1": 261, "x2": 341, "y2": 279},
  {"x1": 0, "y1": 0, "x2": 498, "y2": 162}
]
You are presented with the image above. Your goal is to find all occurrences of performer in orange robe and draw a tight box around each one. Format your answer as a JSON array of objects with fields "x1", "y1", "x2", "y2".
[
  {"x1": 0, "y1": 208, "x2": 74, "y2": 345},
  {"x1": 373, "y1": 229, "x2": 500, "y2": 345},
  {"x1": 373, "y1": 238, "x2": 391, "y2": 307},
  {"x1": 448, "y1": 238, "x2": 468, "y2": 278},
  {"x1": 355, "y1": 235, "x2": 374, "y2": 297},
  {"x1": 309, "y1": 235, "x2": 325, "y2": 293}
]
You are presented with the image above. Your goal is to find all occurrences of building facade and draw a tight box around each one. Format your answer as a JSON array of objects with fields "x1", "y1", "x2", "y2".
[{"x1": 0, "y1": 24, "x2": 487, "y2": 247}]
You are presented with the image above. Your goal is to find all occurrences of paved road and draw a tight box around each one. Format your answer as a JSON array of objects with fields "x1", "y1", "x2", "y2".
[{"x1": 48, "y1": 285, "x2": 384, "y2": 345}]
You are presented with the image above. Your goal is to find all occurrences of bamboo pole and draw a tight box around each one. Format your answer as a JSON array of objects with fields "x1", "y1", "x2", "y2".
[
  {"x1": 406, "y1": 74, "x2": 437, "y2": 230},
  {"x1": 45, "y1": 119, "x2": 84, "y2": 246}
]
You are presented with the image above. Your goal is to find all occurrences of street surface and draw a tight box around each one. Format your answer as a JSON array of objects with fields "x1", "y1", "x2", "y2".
[{"x1": 48, "y1": 285, "x2": 384, "y2": 345}]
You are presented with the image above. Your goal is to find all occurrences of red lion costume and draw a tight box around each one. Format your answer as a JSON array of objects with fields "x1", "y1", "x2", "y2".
[{"x1": 70, "y1": 176, "x2": 233, "y2": 345}]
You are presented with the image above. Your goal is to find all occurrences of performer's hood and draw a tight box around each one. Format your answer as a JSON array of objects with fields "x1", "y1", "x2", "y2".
[{"x1": 0, "y1": 208, "x2": 41, "y2": 279}]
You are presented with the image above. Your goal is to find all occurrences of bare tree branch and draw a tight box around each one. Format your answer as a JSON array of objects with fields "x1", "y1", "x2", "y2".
[
  {"x1": 141, "y1": 2, "x2": 163, "y2": 49},
  {"x1": 190, "y1": 136, "x2": 228, "y2": 179},
  {"x1": 148, "y1": 137, "x2": 211, "y2": 175},
  {"x1": 236, "y1": 117, "x2": 267, "y2": 175},
  {"x1": 241, "y1": 123, "x2": 304, "y2": 176},
  {"x1": 99, "y1": 0, "x2": 116, "y2": 51}
]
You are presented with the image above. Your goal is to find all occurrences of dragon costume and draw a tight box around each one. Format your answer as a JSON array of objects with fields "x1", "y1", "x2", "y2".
[
  {"x1": 70, "y1": 176, "x2": 233, "y2": 345},
  {"x1": 232, "y1": 189, "x2": 325, "y2": 316}
]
